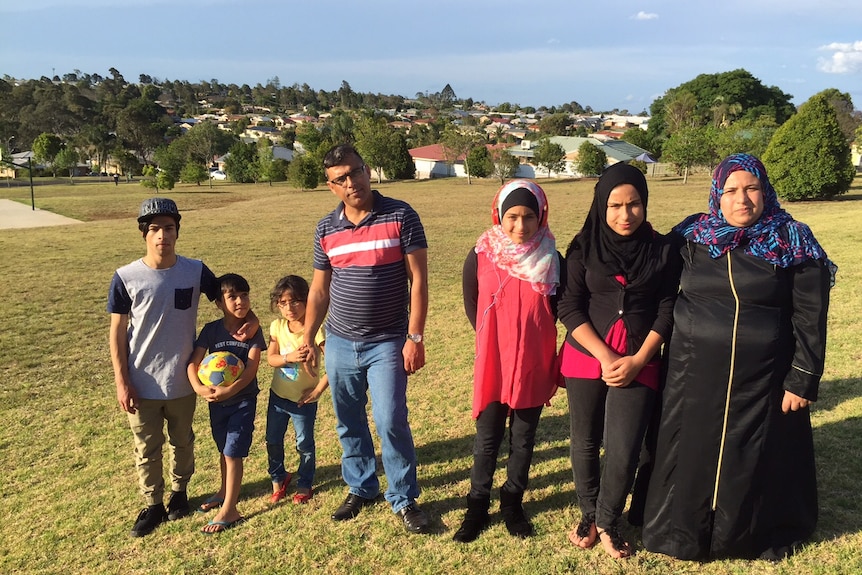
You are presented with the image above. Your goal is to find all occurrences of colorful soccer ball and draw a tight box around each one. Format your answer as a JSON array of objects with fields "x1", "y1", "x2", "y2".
[{"x1": 197, "y1": 351, "x2": 245, "y2": 387}]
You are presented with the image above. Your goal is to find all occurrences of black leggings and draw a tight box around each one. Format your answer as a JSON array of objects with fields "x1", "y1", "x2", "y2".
[
  {"x1": 468, "y1": 401, "x2": 543, "y2": 499},
  {"x1": 566, "y1": 377, "x2": 655, "y2": 529}
]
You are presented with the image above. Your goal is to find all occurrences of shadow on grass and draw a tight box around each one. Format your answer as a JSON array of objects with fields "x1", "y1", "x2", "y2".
[
  {"x1": 413, "y1": 390, "x2": 862, "y2": 545},
  {"x1": 411, "y1": 412, "x2": 573, "y2": 520},
  {"x1": 812, "y1": 377, "x2": 862, "y2": 412},
  {"x1": 812, "y1": 375, "x2": 862, "y2": 542}
]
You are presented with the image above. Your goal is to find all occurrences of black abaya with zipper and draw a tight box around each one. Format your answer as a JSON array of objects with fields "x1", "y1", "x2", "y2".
[{"x1": 642, "y1": 240, "x2": 830, "y2": 560}]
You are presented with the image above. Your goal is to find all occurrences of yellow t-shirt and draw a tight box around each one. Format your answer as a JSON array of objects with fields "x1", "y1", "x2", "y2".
[{"x1": 269, "y1": 319, "x2": 326, "y2": 402}]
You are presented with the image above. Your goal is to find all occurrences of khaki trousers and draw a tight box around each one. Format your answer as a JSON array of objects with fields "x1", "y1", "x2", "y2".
[{"x1": 127, "y1": 394, "x2": 196, "y2": 505}]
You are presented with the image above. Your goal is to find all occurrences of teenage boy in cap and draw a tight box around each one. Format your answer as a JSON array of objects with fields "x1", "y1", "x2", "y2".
[{"x1": 108, "y1": 197, "x2": 258, "y2": 537}]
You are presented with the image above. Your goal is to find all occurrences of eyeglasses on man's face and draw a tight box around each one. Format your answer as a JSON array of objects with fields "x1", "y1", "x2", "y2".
[
  {"x1": 277, "y1": 300, "x2": 304, "y2": 309},
  {"x1": 328, "y1": 165, "x2": 366, "y2": 187}
]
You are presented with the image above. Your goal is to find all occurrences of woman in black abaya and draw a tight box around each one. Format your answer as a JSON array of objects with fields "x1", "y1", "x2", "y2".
[{"x1": 642, "y1": 153, "x2": 835, "y2": 561}]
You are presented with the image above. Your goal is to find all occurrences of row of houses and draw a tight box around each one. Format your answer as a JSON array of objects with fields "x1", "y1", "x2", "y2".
[
  {"x1": 0, "y1": 136, "x2": 652, "y2": 181},
  {"x1": 409, "y1": 136, "x2": 655, "y2": 180}
]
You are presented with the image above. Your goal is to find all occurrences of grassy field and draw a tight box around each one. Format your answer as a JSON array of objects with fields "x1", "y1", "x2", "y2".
[{"x1": 1, "y1": 174, "x2": 860, "y2": 575}]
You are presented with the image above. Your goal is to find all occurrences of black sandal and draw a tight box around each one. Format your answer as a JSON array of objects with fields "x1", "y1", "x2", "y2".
[
  {"x1": 569, "y1": 512, "x2": 597, "y2": 548},
  {"x1": 597, "y1": 526, "x2": 632, "y2": 558},
  {"x1": 576, "y1": 512, "x2": 595, "y2": 540}
]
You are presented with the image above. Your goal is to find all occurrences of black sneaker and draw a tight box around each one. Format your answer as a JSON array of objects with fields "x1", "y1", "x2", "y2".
[
  {"x1": 130, "y1": 504, "x2": 167, "y2": 537},
  {"x1": 166, "y1": 491, "x2": 190, "y2": 521}
]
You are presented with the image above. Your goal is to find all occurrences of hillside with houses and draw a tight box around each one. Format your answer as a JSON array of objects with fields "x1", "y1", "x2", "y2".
[{"x1": 1, "y1": 70, "x2": 859, "y2": 191}]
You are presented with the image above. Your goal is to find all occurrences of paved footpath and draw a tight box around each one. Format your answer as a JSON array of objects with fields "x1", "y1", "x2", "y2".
[{"x1": 0, "y1": 199, "x2": 82, "y2": 229}]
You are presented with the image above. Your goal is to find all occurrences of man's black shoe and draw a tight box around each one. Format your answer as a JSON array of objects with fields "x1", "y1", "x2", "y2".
[
  {"x1": 397, "y1": 502, "x2": 431, "y2": 534},
  {"x1": 166, "y1": 490, "x2": 190, "y2": 521},
  {"x1": 331, "y1": 493, "x2": 377, "y2": 521},
  {"x1": 130, "y1": 504, "x2": 167, "y2": 537}
]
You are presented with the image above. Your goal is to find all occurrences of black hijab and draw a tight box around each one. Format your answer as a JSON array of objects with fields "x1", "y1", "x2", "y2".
[{"x1": 567, "y1": 162, "x2": 665, "y2": 288}]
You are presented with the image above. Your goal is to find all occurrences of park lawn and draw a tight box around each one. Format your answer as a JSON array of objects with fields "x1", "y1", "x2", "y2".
[{"x1": 0, "y1": 174, "x2": 860, "y2": 575}]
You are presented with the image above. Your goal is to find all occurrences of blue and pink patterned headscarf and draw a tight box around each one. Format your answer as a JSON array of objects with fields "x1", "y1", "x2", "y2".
[{"x1": 674, "y1": 153, "x2": 829, "y2": 268}]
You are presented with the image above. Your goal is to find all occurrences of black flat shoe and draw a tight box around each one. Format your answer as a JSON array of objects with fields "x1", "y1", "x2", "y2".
[
  {"x1": 331, "y1": 493, "x2": 377, "y2": 521},
  {"x1": 166, "y1": 490, "x2": 190, "y2": 521},
  {"x1": 130, "y1": 504, "x2": 167, "y2": 537},
  {"x1": 397, "y1": 503, "x2": 431, "y2": 534}
]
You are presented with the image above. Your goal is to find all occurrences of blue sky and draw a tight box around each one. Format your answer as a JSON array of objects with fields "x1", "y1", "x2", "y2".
[{"x1": 2, "y1": 0, "x2": 861, "y2": 113}]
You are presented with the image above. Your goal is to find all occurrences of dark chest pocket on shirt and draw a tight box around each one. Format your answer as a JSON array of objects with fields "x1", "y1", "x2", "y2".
[{"x1": 175, "y1": 287, "x2": 194, "y2": 310}]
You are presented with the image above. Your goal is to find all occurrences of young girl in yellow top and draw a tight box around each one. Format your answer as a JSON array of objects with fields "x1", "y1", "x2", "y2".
[{"x1": 265, "y1": 275, "x2": 328, "y2": 505}]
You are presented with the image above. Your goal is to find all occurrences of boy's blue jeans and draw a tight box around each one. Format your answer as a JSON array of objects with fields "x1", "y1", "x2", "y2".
[
  {"x1": 265, "y1": 390, "x2": 318, "y2": 490},
  {"x1": 325, "y1": 332, "x2": 420, "y2": 513}
]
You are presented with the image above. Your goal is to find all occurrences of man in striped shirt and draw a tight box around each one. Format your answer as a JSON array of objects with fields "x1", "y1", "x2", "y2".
[{"x1": 303, "y1": 144, "x2": 430, "y2": 534}]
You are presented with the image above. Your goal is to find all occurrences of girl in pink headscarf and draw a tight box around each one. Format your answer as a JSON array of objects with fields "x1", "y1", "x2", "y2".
[{"x1": 453, "y1": 179, "x2": 563, "y2": 543}]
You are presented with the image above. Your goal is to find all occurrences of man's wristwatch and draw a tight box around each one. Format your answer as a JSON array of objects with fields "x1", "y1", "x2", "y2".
[{"x1": 407, "y1": 333, "x2": 424, "y2": 344}]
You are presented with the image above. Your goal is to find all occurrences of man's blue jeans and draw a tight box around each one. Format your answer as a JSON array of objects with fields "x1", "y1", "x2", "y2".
[{"x1": 325, "y1": 332, "x2": 420, "y2": 512}]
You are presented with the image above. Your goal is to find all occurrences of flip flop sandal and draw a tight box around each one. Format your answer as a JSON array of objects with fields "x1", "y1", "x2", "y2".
[
  {"x1": 201, "y1": 516, "x2": 245, "y2": 535},
  {"x1": 196, "y1": 495, "x2": 225, "y2": 513}
]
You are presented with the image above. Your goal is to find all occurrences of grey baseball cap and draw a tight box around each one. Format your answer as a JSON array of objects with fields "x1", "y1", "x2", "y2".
[{"x1": 137, "y1": 197, "x2": 181, "y2": 223}]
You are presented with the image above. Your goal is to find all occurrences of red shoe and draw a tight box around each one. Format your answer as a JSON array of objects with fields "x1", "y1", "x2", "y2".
[
  {"x1": 292, "y1": 488, "x2": 313, "y2": 505},
  {"x1": 270, "y1": 473, "x2": 293, "y2": 505}
]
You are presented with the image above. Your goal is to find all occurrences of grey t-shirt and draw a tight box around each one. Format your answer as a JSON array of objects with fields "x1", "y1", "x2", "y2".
[{"x1": 108, "y1": 256, "x2": 217, "y2": 400}]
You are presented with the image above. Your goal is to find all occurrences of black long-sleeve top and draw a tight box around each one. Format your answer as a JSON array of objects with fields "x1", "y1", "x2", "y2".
[{"x1": 557, "y1": 236, "x2": 681, "y2": 357}]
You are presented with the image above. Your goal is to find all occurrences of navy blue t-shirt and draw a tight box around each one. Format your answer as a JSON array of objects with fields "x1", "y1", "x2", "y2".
[{"x1": 194, "y1": 318, "x2": 267, "y2": 405}]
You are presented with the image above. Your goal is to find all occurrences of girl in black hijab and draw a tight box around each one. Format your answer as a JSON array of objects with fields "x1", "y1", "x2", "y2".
[{"x1": 557, "y1": 162, "x2": 680, "y2": 558}]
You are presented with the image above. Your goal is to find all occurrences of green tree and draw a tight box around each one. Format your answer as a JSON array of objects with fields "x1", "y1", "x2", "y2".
[
  {"x1": 439, "y1": 83, "x2": 457, "y2": 107},
  {"x1": 533, "y1": 138, "x2": 565, "y2": 177},
  {"x1": 183, "y1": 122, "x2": 236, "y2": 188},
  {"x1": 256, "y1": 140, "x2": 277, "y2": 185},
  {"x1": 153, "y1": 143, "x2": 185, "y2": 182},
  {"x1": 224, "y1": 141, "x2": 258, "y2": 183},
  {"x1": 382, "y1": 131, "x2": 415, "y2": 180},
  {"x1": 621, "y1": 128, "x2": 657, "y2": 156},
  {"x1": 270, "y1": 158, "x2": 290, "y2": 182},
  {"x1": 287, "y1": 153, "x2": 321, "y2": 190},
  {"x1": 321, "y1": 110, "x2": 355, "y2": 145},
  {"x1": 576, "y1": 142, "x2": 607, "y2": 177},
  {"x1": 538, "y1": 113, "x2": 571, "y2": 136},
  {"x1": 77, "y1": 123, "x2": 115, "y2": 175},
  {"x1": 714, "y1": 116, "x2": 777, "y2": 160},
  {"x1": 295, "y1": 122, "x2": 325, "y2": 155},
  {"x1": 442, "y1": 126, "x2": 479, "y2": 183},
  {"x1": 113, "y1": 148, "x2": 140, "y2": 177},
  {"x1": 32, "y1": 133, "x2": 63, "y2": 175},
  {"x1": 180, "y1": 162, "x2": 208, "y2": 185},
  {"x1": 116, "y1": 97, "x2": 171, "y2": 165},
  {"x1": 661, "y1": 126, "x2": 715, "y2": 183},
  {"x1": 491, "y1": 148, "x2": 520, "y2": 184},
  {"x1": 466, "y1": 146, "x2": 492, "y2": 178},
  {"x1": 53, "y1": 147, "x2": 79, "y2": 183},
  {"x1": 649, "y1": 69, "x2": 795, "y2": 138},
  {"x1": 762, "y1": 93, "x2": 855, "y2": 200},
  {"x1": 818, "y1": 88, "x2": 859, "y2": 143},
  {"x1": 663, "y1": 90, "x2": 699, "y2": 135},
  {"x1": 355, "y1": 116, "x2": 394, "y2": 183},
  {"x1": 140, "y1": 164, "x2": 175, "y2": 190}
]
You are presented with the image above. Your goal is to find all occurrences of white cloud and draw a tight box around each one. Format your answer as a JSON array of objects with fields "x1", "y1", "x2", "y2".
[
  {"x1": 633, "y1": 11, "x2": 658, "y2": 20},
  {"x1": 817, "y1": 41, "x2": 862, "y2": 74}
]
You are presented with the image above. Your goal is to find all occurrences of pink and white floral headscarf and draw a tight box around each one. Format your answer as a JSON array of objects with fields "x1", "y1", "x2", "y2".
[{"x1": 475, "y1": 179, "x2": 559, "y2": 295}]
